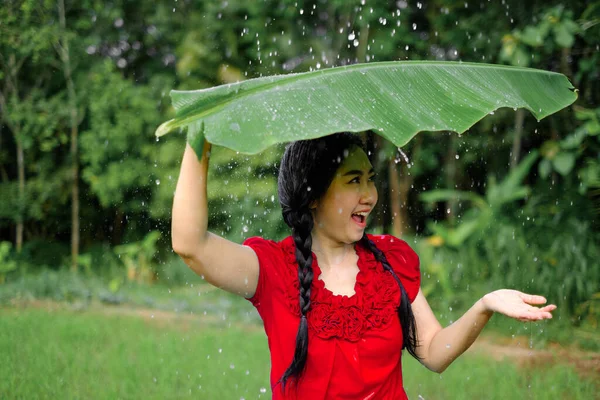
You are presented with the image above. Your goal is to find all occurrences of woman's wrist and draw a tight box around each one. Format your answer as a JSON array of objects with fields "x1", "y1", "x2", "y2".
[{"x1": 477, "y1": 295, "x2": 495, "y2": 317}]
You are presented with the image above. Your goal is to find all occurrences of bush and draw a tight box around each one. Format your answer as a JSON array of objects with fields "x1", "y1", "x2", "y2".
[{"x1": 417, "y1": 216, "x2": 599, "y2": 323}]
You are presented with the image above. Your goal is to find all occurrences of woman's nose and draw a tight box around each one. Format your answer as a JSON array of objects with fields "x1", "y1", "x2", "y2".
[{"x1": 360, "y1": 184, "x2": 376, "y2": 204}]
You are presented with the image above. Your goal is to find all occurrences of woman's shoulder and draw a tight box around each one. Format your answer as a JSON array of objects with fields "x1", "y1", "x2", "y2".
[
  {"x1": 243, "y1": 235, "x2": 293, "y2": 251},
  {"x1": 242, "y1": 235, "x2": 297, "y2": 266},
  {"x1": 365, "y1": 233, "x2": 421, "y2": 300},
  {"x1": 242, "y1": 236, "x2": 298, "y2": 308},
  {"x1": 367, "y1": 234, "x2": 419, "y2": 264}
]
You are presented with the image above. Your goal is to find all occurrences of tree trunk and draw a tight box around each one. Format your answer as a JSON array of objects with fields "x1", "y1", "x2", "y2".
[
  {"x1": 510, "y1": 109, "x2": 525, "y2": 170},
  {"x1": 0, "y1": 84, "x2": 25, "y2": 253},
  {"x1": 16, "y1": 139, "x2": 24, "y2": 252},
  {"x1": 445, "y1": 134, "x2": 457, "y2": 221},
  {"x1": 388, "y1": 160, "x2": 404, "y2": 237},
  {"x1": 356, "y1": 25, "x2": 369, "y2": 63},
  {"x1": 58, "y1": 0, "x2": 80, "y2": 272},
  {"x1": 388, "y1": 150, "x2": 414, "y2": 237}
]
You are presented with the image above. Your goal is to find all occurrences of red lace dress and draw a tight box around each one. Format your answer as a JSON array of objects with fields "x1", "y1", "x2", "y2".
[{"x1": 243, "y1": 234, "x2": 421, "y2": 400}]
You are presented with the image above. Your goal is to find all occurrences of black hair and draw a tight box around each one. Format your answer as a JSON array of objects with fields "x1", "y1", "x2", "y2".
[{"x1": 277, "y1": 132, "x2": 420, "y2": 389}]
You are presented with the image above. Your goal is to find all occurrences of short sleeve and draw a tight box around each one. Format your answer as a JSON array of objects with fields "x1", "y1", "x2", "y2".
[
  {"x1": 242, "y1": 236, "x2": 283, "y2": 309},
  {"x1": 370, "y1": 234, "x2": 421, "y2": 303}
]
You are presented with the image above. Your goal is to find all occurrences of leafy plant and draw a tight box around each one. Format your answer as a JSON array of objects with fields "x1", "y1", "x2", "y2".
[
  {"x1": 538, "y1": 106, "x2": 600, "y2": 194},
  {"x1": 500, "y1": 5, "x2": 581, "y2": 66},
  {"x1": 419, "y1": 151, "x2": 539, "y2": 247},
  {"x1": 0, "y1": 242, "x2": 18, "y2": 284},
  {"x1": 155, "y1": 62, "x2": 576, "y2": 157},
  {"x1": 113, "y1": 231, "x2": 161, "y2": 283}
]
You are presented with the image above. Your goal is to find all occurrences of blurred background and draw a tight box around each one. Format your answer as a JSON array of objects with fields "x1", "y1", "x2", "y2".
[{"x1": 0, "y1": 0, "x2": 598, "y2": 399}]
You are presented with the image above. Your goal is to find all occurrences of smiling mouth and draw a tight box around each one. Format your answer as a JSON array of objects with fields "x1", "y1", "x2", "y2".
[{"x1": 351, "y1": 214, "x2": 366, "y2": 224}]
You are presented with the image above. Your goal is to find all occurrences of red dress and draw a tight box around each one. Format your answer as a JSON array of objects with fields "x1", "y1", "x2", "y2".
[{"x1": 243, "y1": 234, "x2": 421, "y2": 400}]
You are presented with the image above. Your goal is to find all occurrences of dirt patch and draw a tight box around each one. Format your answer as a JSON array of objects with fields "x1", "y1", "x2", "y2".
[
  {"x1": 468, "y1": 335, "x2": 600, "y2": 382},
  {"x1": 3, "y1": 298, "x2": 263, "y2": 333}
]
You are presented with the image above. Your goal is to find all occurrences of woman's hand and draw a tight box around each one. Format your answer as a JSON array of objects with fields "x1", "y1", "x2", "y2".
[{"x1": 481, "y1": 290, "x2": 557, "y2": 322}]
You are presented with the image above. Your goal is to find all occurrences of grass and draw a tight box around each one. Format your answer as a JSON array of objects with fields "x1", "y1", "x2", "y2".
[
  {"x1": 1, "y1": 306, "x2": 597, "y2": 400},
  {"x1": 0, "y1": 306, "x2": 270, "y2": 399}
]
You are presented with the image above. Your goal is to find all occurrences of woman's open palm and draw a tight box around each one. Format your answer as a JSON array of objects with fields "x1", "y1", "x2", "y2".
[{"x1": 482, "y1": 289, "x2": 556, "y2": 322}]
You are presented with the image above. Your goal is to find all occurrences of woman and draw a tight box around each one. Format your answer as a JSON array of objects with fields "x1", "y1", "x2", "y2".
[{"x1": 172, "y1": 132, "x2": 555, "y2": 399}]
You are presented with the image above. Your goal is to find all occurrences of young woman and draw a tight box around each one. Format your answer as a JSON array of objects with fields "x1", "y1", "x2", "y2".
[{"x1": 172, "y1": 132, "x2": 556, "y2": 399}]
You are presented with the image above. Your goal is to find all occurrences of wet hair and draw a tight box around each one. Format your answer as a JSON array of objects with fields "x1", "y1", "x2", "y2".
[{"x1": 277, "y1": 132, "x2": 419, "y2": 389}]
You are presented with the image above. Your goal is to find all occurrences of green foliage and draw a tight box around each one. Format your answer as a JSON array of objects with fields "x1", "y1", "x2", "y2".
[
  {"x1": 17, "y1": 240, "x2": 70, "y2": 270},
  {"x1": 500, "y1": 6, "x2": 581, "y2": 66},
  {"x1": 0, "y1": 269, "x2": 92, "y2": 304},
  {"x1": 114, "y1": 231, "x2": 161, "y2": 283},
  {"x1": 80, "y1": 61, "x2": 163, "y2": 210},
  {"x1": 207, "y1": 145, "x2": 288, "y2": 241},
  {"x1": 0, "y1": 242, "x2": 18, "y2": 283},
  {"x1": 538, "y1": 106, "x2": 600, "y2": 194},
  {"x1": 418, "y1": 213, "x2": 600, "y2": 322},
  {"x1": 420, "y1": 151, "x2": 539, "y2": 247}
]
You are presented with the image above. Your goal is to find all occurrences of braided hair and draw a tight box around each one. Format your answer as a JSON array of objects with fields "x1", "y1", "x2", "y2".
[
  {"x1": 277, "y1": 133, "x2": 419, "y2": 388},
  {"x1": 360, "y1": 234, "x2": 420, "y2": 358}
]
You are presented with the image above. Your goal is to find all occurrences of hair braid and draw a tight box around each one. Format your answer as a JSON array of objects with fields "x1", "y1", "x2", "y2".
[
  {"x1": 361, "y1": 234, "x2": 420, "y2": 359},
  {"x1": 278, "y1": 209, "x2": 314, "y2": 389}
]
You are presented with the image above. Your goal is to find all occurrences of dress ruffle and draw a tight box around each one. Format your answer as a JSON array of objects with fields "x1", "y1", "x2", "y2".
[{"x1": 281, "y1": 236, "x2": 406, "y2": 342}]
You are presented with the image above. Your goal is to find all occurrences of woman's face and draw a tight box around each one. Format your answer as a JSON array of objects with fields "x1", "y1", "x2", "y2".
[{"x1": 311, "y1": 146, "x2": 378, "y2": 244}]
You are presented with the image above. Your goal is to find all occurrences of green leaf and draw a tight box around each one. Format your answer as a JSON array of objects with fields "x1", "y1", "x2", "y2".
[
  {"x1": 553, "y1": 152, "x2": 576, "y2": 176},
  {"x1": 511, "y1": 46, "x2": 531, "y2": 67},
  {"x1": 553, "y1": 23, "x2": 575, "y2": 48},
  {"x1": 420, "y1": 189, "x2": 487, "y2": 209},
  {"x1": 520, "y1": 26, "x2": 545, "y2": 47},
  {"x1": 539, "y1": 158, "x2": 552, "y2": 178},
  {"x1": 156, "y1": 61, "x2": 577, "y2": 158},
  {"x1": 493, "y1": 151, "x2": 539, "y2": 200}
]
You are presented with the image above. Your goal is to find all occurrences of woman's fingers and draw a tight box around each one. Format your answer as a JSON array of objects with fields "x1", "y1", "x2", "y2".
[
  {"x1": 518, "y1": 292, "x2": 548, "y2": 305},
  {"x1": 519, "y1": 306, "x2": 554, "y2": 320}
]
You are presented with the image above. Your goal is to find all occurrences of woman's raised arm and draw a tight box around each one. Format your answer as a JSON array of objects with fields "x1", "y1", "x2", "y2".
[{"x1": 171, "y1": 141, "x2": 259, "y2": 298}]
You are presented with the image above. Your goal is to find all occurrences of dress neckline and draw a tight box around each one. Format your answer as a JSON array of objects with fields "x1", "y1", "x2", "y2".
[
  {"x1": 311, "y1": 241, "x2": 367, "y2": 300},
  {"x1": 312, "y1": 242, "x2": 373, "y2": 301}
]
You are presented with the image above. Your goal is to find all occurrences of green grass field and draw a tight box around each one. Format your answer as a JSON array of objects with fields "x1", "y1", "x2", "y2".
[{"x1": 1, "y1": 305, "x2": 597, "y2": 400}]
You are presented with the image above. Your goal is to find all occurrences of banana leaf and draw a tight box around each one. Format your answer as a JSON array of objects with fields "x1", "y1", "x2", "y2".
[{"x1": 155, "y1": 61, "x2": 577, "y2": 158}]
